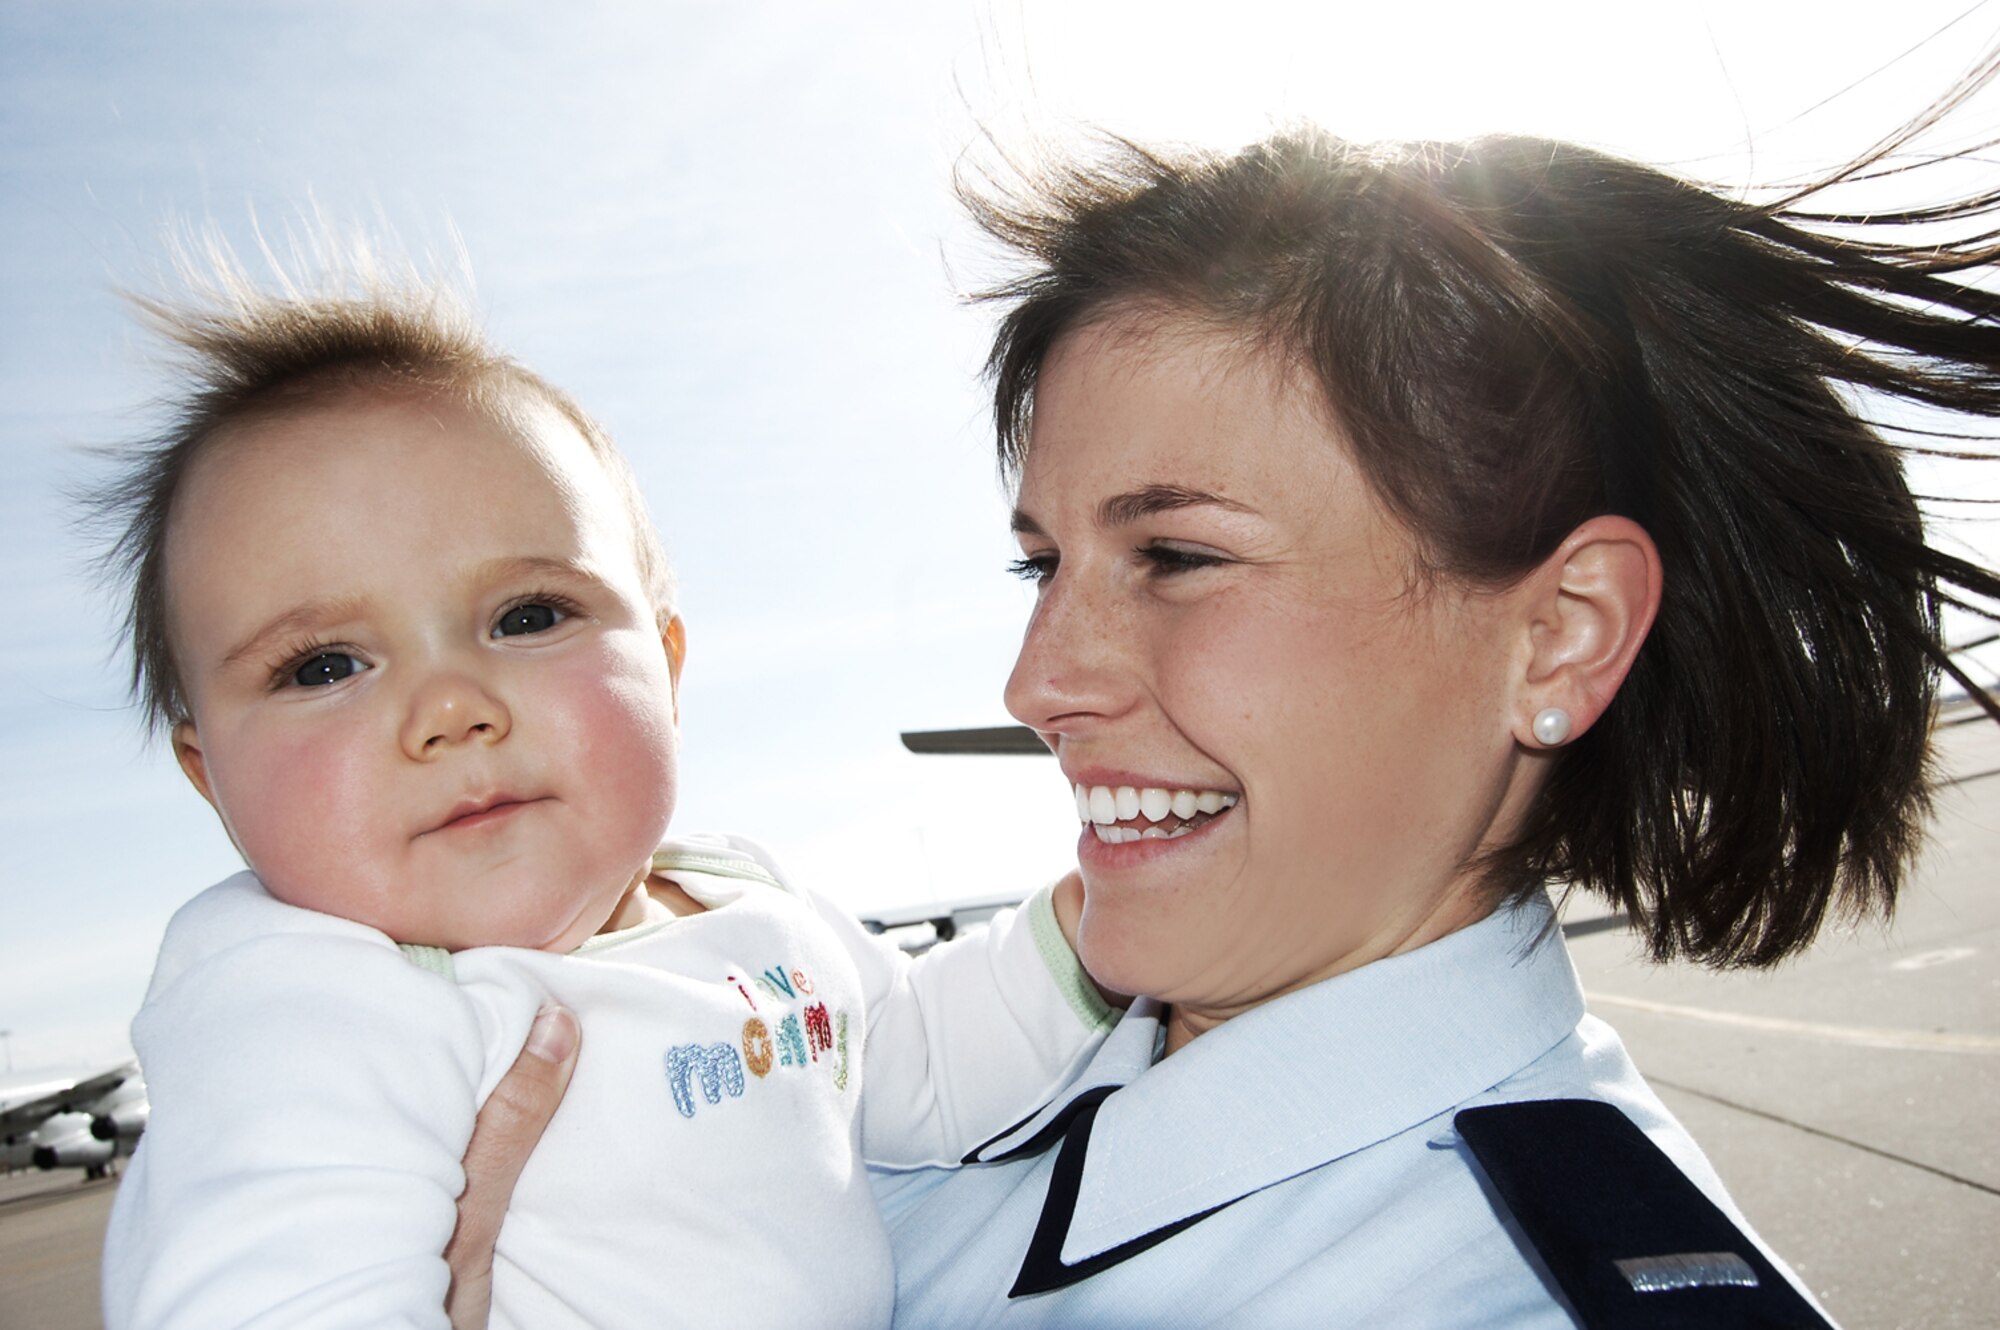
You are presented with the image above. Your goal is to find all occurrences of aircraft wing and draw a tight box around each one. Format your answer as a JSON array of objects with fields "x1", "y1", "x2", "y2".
[
  {"x1": 0, "y1": 1062, "x2": 138, "y2": 1138},
  {"x1": 899, "y1": 726, "x2": 1049, "y2": 755}
]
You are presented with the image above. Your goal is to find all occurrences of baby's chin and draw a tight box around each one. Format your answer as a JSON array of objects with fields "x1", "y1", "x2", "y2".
[{"x1": 255, "y1": 863, "x2": 646, "y2": 954}]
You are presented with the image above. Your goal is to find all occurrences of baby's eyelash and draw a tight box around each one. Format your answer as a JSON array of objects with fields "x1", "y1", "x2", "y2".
[
  {"x1": 267, "y1": 639, "x2": 365, "y2": 691},
  {"x1": 501, "y1": 589, "x2": 583, "y2": 613},
  {"x1": 492, "y1": 590, "x2": 586, "y2": 637}
]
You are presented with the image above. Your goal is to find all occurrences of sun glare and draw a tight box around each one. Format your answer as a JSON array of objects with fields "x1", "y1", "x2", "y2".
[{"x1": 975, "y1": 1, "x2": 1996, "y2": 192}]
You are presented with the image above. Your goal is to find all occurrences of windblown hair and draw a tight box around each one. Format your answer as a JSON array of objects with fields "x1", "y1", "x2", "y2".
[
  {"x1": 962, "y1": 71, "x2": 2000, "y2": 967},
  {"x1": 90, "y1": 244, "x2": 675, "y2": 739}
]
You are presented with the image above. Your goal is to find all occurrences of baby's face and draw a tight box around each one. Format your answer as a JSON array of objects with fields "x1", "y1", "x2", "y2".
[{"x1": 164, "y1": 388, "x2": 682, "y2": 951}]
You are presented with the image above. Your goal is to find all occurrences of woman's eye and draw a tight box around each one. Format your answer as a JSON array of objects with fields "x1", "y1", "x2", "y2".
[
  {"x1": 1141, "y1": 544, "x2": 1227, "y2": 574},
  {"x1": 495, "y1": 602, "x2": 567, "y2": 637},
  {"x1": 291, "y1": 652, "x2": 365, "y2": 688},
  {"x1": 1007, "y1": 554, "x2": 1057, "y2": 586}
]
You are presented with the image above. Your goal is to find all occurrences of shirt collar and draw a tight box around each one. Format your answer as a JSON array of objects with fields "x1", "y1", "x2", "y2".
[{"x1": 986, "y1": 893, "x2": 1585, "y2": 1275}]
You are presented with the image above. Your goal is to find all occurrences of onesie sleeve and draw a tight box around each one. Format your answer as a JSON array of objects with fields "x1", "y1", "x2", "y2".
[
  {"x1": 101, "y1": 874, "x2": 491, "y2": 1330},
  {"x1": 805, "y1": 880, "x2": 1118, "y2": 1169}
]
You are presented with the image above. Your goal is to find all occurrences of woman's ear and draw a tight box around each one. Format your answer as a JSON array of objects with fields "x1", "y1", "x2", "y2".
[
  {"x1": 172, "y1": 721, "x2": 220, "y2": 810},
  {"x1": 1513, "y1": 515, "x2": 1662, "y2": 748}
]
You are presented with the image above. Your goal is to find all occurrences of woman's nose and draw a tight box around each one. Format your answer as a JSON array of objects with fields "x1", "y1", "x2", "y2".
[
  {"x1": 1004, "y1": 574, "x2": 1128, "y2": 736},
  {"x1": 399, "y1": 668, "x2": 512, "y2": 759}
]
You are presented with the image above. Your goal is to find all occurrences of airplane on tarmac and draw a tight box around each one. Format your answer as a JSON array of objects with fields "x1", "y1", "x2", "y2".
[{"x1": 0, "y1": 1061, "x2": 148, "y2": 1178}]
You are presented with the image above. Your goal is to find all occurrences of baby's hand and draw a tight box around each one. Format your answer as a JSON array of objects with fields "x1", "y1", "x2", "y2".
[{"x1": 446, "y1": 1007, "x2": 579, "y2": 1328}]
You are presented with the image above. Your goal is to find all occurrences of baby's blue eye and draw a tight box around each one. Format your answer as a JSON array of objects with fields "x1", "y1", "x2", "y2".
[
  {"x1": 293, "y1": 652, "x2": 363, "y2": 687},
  {"x1": 496, "y1": 603, "x2": 565, "y2": 637}
]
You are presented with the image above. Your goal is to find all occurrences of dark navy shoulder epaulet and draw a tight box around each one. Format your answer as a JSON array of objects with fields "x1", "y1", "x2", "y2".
[{"x1": 1455, "y1": 1099, "x2": 1834, "y2": 1329}]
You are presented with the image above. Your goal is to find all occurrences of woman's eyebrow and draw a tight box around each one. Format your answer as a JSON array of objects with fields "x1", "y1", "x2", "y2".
[
  {"x1": 1097, "y1": 485, "x2": 1255, "y2": 527},
  {"x1": 1010, "y1": 486, "x2": 1255, "y2": 536}
]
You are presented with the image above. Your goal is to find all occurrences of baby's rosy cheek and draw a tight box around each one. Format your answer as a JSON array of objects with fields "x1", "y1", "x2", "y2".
[
  {"x1": 576, "y1": 668, "x2": 680, "y2": 827},
  {"x1": 223, "y1": 731, "x2": 374, "y2": 904}
]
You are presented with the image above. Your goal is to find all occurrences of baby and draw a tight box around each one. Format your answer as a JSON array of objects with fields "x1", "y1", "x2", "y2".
[{"x1": 95, "y1": 271, "x2": 1112, "y2": 1329}]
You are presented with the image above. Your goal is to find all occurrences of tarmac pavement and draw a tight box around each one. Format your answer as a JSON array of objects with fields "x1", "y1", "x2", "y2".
[
  {"x1": 0, "y1": 1169, "x2": 113, "y2": 1330},
  {"x1": 1564, "y1": 711, "x2": 2000, "y2": 1328}
]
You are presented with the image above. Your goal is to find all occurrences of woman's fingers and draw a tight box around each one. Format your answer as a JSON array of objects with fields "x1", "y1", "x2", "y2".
[{"x1": 445, "y1": 1006, "x2": 579, "y2": 1329}]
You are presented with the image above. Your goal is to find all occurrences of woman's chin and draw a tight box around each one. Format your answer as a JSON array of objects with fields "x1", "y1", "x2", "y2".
[{"x1": 1072, "y1": 907, "x2": 1187, "y2": 1005}]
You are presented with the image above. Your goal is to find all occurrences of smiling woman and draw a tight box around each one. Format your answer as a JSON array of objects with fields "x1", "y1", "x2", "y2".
[
  {"x1": 866, "y1": 89, "x2": 2000, "y2": 1327},
  {"x1": 1003, "y1": 320, "x2": 1543, "y2": 1049}
]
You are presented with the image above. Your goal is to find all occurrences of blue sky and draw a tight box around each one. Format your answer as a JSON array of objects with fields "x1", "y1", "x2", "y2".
[{"x1": 3, "y1": 0, "x2": 1996, "y2": 1072}]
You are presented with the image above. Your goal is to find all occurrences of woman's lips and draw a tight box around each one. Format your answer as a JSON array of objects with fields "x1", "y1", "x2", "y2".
[
  {"x1": 1074, "y1": 815, "x2": 1230, "y2": 867},
  {"x1": 1070, "y1": 780, "x2": 1239, "y2": 843}
]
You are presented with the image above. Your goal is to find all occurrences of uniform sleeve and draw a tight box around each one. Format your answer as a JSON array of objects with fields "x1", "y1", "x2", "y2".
[
  {"x1": 806, "y1": 883, "x2": 1117, "y2": 1168},
  {"x1": 101, "y1": 877, "x2": 491, "y2": 1330}
]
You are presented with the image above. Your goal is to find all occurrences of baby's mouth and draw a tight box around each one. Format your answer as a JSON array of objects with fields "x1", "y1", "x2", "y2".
[
  {"x1": 427, "y1": 793, "x2": 544, "y2": 836},
  {"x1": 1072, "y1": 782, "x2": 1239, "y2": 845}
]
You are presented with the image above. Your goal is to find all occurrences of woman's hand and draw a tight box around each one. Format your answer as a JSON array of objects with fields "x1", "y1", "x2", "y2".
[{"x1": 445, "y1": 1006, "x2": 579, "y2": 1329}]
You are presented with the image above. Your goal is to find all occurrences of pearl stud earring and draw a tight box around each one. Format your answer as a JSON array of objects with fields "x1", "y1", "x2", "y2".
[{"x1": 1532, "y1": 707, "x2": 1573, "y2": 747}]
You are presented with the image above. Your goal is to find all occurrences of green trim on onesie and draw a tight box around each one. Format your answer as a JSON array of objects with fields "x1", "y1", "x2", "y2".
[
  {"x1": 572, "y1": 844, "x2": 790, "y2": 957},
  {"x1": 572, "y1": 915, "x2": 680, "y2": 956},
  {"x1": 649, "y1": 845, "x2": 787, "y2": 890},
  {"x1": 1027, "y1": 886, "x2": 1117, "y2": 1033},
  {"x1": 399, "y1": 943, "x2": 456, "y2": 981}
]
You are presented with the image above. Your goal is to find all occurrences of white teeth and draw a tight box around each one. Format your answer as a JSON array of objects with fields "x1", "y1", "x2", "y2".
[
  {"x1": 1140, "y1": 825, "x2": 1169, "y2": 840},
  {"x1": 1072, "y1": 782, "x2": 1240, "y2": 829}
]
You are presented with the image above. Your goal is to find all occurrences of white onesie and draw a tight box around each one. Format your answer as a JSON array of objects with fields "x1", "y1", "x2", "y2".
[{"x1": 102, "y1": 834, "x2": 1113, "y2": 1329}]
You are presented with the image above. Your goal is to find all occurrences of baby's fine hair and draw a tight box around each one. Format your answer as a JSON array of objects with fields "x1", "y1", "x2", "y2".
[
  {"x1": 962, "y1": 64, "x2": 2000, "y2": 967},
  {"x1": 91, "y1": 243, "x2": 675, "y2": 740}
]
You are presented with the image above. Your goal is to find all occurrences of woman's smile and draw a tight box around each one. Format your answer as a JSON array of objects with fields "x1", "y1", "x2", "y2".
[{"x1": 1071, "y1": 780, "x2": 1239, "y2": 844}]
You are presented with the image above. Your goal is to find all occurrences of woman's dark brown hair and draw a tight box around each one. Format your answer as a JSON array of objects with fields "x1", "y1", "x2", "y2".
[{"x1": 962, "y1": 66, "x2": 2000, "y2": 967}]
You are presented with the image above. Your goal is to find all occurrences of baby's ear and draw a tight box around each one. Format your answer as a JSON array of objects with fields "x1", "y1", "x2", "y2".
[
  {"x1": 172, "y1": 721, "x2": 220, "y2": 810},
  {"x1": 1510, "y1": 515, "x2": 1662, "y2": 747},
  {"x1": 660, "y1": 615, "x2": 687, "y2": 724}
]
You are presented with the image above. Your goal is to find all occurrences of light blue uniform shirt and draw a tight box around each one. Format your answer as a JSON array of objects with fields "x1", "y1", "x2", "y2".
[{"x1": 879, "y1": 895, "x2": 1822, "y2": 1328}]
